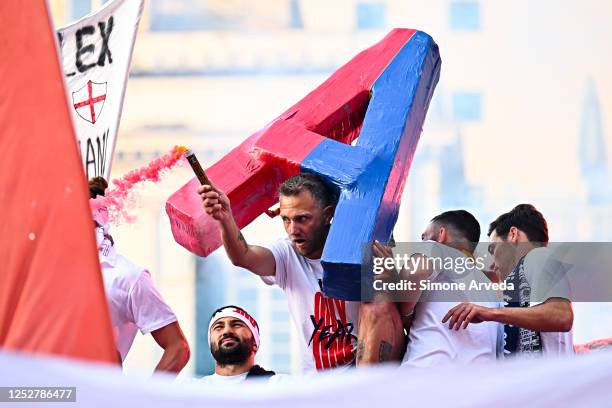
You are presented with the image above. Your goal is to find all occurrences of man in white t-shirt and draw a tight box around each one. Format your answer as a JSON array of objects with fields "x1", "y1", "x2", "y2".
[
  {"x1": 443, "y1": 204, "x2": 574, "y2": 357},
  {"x1": 90, "y1": 177, "x2": 190, "y2": 374},
  {"x1": 199, "y1": 305, "x2": 276, "y2": 384},
  {"x1": 375, "y1": 210, "x2": 499, "y2": 367},
  {"x1": 199, "y1": 173, "x2": 404, "y2": 372}
]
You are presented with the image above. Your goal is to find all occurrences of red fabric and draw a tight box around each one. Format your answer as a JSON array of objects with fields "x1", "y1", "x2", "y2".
[
  {"x1": 0, "y1": 1, "x2": 118, "y2": 364},
  {"x1": 575, "y1": 338, "x2": 612, "y2": 354}
]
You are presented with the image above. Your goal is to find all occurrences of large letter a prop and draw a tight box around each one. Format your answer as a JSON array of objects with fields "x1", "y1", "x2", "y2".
[{"x1": 167, "y1": 29, "x2": 440, "y2": 300}]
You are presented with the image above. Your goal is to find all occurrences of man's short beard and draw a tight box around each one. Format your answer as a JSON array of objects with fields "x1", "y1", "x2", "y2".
[
  {"x1": 298, "y1": 222, "x2": 329, "y2": 258},
  {"x1": 211, "y1": 336, "x2": 254, "y2": 365}
]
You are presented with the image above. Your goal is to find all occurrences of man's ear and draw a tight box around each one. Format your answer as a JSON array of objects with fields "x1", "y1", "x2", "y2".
[
  {"x1": 323, "y1": 205, "x2": 334, "y2": 225},
  {"x1": 508, "y1": 226, "x2": 519, "y2": 243},
  {"x1": 438, "y1": 226, "x2": 448, "y2": 243}
]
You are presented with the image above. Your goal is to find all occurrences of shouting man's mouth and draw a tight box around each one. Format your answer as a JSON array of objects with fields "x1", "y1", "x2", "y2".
[{"x1": 293, "y1": 238, "x2": 307, "y2": 249}]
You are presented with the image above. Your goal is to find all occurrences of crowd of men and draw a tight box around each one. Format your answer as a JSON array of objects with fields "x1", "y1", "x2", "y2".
[{"x1": 89, "y1": 171, "x2": 574, "y2": 382}]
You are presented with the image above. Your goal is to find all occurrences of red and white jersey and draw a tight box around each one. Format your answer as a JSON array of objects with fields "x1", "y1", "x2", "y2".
[{"x1": 262, "y1": 238, "x2": 359, "y2": 372}]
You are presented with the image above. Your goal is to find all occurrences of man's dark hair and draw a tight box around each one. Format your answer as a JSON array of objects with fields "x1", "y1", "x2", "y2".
[
  {"x1": 431, "y1": 210, "x2": 481, "y2": 252},
  {"x1": 89, "y1": 177, "x2": 108, "y2": 199},
  {"x1": 488, "y1": 204, "x2": 548, "y2": 244},
  {"x1": 279, "y1": 173, "x2": 338, "y2": 209}
]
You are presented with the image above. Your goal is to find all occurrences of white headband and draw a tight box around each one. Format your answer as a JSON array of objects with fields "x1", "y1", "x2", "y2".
[{"x1": 208, "y1": 306, "x2": 260, "y2": 348}]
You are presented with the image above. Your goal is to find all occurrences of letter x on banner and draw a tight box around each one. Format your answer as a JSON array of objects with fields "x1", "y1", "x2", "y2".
[
  {"x1": 57, "y1": 0, "x2": 143, "y2": 180},
  {"x1": 167, "y1": 29, "x2": 441, "y2": 301}
]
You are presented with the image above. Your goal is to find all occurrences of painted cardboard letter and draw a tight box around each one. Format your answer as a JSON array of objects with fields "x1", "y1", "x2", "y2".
[{"x1": 167, "y1": 29, "x2": 440, "y2": 300}]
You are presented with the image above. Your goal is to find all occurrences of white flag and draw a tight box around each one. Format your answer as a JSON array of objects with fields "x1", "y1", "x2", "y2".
[{"x1": 57, "y1": 0, "x2": 143, "y2": 180}]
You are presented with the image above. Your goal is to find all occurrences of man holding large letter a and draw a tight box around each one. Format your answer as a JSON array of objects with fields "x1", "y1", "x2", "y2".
[
  {"x1": 201, "y1": 174, "x2": 368, "y2": 371},
  {"x1": 172, "y1": 28, "x2": 441, "y2": 369}
]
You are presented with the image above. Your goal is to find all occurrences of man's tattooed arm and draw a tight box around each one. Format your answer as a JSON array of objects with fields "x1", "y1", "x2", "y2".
[
  {"x1": 379, "y1": 341, "x2": 393, "y2": 363},
  {"x1": 238, "y1": 231, "x2": 248, "y2": 252},
  {"x1": 356, "y1": 340, "x2": 365, "y2": 362}
]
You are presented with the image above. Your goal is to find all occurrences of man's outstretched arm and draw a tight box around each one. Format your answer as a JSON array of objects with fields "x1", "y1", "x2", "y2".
[
  {"x1": 199, "y1": 184, "x2": 276, "y2": 277},
  {"x1": 443, "y1": 299, "x2": 573, "y2": 332},
  {"x1": 151, "y1": 321, "x2": 191, "y2": 374}
]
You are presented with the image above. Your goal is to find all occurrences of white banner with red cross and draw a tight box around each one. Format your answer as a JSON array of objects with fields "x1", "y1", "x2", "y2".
[{"x1": 57, "y1": 0, "x2": 143, "y2": 180}]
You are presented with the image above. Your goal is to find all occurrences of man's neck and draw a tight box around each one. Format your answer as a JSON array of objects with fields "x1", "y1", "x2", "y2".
[
  {"x1": 515, "y1": 242, "x2": 536, "y2": 260},
  {"x1": 215, "y1": 359, "x2": 254, "y2": 376},
  {"x1": 440, "y1": 240, "x2": 473, "y2": 256},
  {"x1": 305, "y1": 248, "x2": 323, "y2": 260},
  {"x1": 494, "y1": 244, "x2": 537, "y2": 282},
  {"x1": 504, "y1": 243, "x2": 537, "y2": 280}
]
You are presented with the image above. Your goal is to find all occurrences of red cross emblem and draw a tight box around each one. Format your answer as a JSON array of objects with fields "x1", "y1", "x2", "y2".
[{"x1": 72, "y1": 80, "x2": 107, "y2": 124}]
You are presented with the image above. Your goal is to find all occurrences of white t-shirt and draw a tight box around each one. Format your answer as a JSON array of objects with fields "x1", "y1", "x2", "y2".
[
  {"x1": 402, "y1": 242, "x2": 500, "y2": 368},
  {"x1": 198, "y1": 371, "x2": 287, "y2": 385},
  {"x1": 99, "y1": 241, "x2": 177, "y2": 361},
  {"x1": 199, "y1": 372, "x2": 248, "y2": 385},
  {"x1": 261, "y1": 238, "x2": 360, "y2": 373},
  {"x1": 512, "y1": 247, "x2": 574, "y2": 356}
]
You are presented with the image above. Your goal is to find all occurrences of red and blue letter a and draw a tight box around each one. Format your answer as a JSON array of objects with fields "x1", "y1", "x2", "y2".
[{"x1": 166, "y1": 29, "x2": 441, "y2": 301}]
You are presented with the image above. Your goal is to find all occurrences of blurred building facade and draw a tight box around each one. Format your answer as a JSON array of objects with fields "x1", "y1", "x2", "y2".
[{"x1": 49, "y1": 0, "x2": 612, "y2": 375}]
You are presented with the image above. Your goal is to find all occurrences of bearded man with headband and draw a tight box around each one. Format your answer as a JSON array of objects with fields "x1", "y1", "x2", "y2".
[{"x1": 199, "y1": 305, "x2": 276, "y2": 384}]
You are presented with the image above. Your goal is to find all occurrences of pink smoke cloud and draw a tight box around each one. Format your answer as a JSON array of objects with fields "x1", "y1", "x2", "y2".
[{"x1": 90, "y1": 145, "x2": 188, "y2": 224}]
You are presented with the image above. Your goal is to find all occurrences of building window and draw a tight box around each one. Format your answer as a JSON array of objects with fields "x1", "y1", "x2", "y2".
[
  {"x1": 271, "y1": 310, "x2": 289, "y2": 323},
  {"x1": 356, "y1": 2, "x2": 386, "y2": 30},
  {"x1": 70, "y1": 0, "x2": 91, "y2": 21},
  {"x1": 449, "y1": 2, "x2": 480, "y2": 31},
  {"x1": 272, "y1": 353, "x2": 291, "y2": 369},
  {"x1": 452, "y1": 92, "x2": 481, "y2": 121},
  {"x1": 237, "y1": 287, "x2": 258, "y2": 303},
  {"x1": 289, "y1": 0, "x2": 303, "y2": 29},
  {"x1": 272, "y1": 331, "x2": 291, "y2": 343},
  {"x1": 272, "y1": 289, "x2": 286, "y2": 301},
  {"x1": 149, "y1": 0, "x2": 242, "y2": 32}
]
